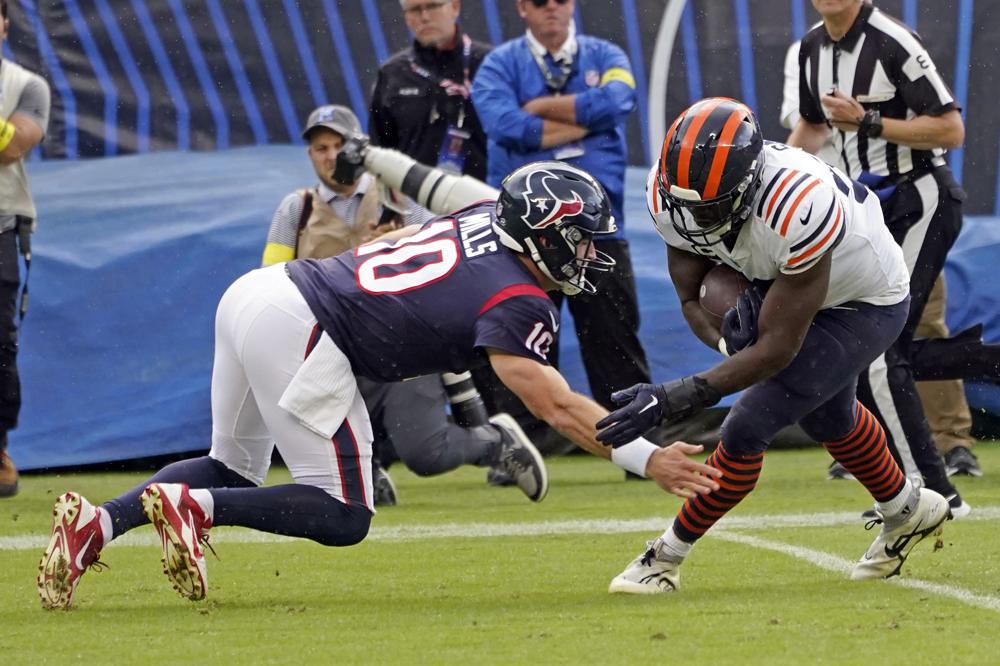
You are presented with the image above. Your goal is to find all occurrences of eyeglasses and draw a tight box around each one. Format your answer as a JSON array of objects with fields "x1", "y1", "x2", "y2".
[
  {"x1": 527, "y1": 0, "x2": 570, "y2": 7},
  {"x1": 403, "y1": 0, "x2": 448, "y2": 16}
]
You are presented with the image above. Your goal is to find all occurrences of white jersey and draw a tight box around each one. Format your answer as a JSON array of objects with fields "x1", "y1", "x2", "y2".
[{"x1": 646, "y1": 142, "x2": 910, "y2": 309}]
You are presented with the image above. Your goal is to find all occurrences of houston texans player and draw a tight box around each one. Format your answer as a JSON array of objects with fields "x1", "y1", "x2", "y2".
[
  {"x1": 596, "y1": 98, "x2": 952, "y2": 594},
  {"x1": 37, "y1": 161, "x2": 721, "y2": 609}
]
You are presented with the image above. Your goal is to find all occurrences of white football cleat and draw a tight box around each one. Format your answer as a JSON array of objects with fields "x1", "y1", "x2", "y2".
[
  {"x1": 851, "y1": 487, "x2": 951, "y2": 581},
  {"x1": 142, "y1": 483, "x2": 212, "y2": 601},
  {"x1": 608, "y1": 538, "x2": 680, "y2": 594},
  {"x1": 37, "y1": 492, "x2": 106, "y2": 609}
]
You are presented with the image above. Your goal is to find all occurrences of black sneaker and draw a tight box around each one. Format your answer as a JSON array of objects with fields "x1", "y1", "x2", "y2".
[
  {"x1": 944, "y1": 446, "x2": 983, "y2": 478},
  {"x1": 486, "y1": 467, "x2": 516, "y2": 487},
  {"x1": 0, "y1": 445, "x2": 18, "y2": 498},
  {"x1": 489, "y1": 413, "x2": 548, "y2": 502},
  {"x1": 827, "y1": 461, "x2": 855, "y2": 481},
  {"x1": 372, "y1": 463, "x2": 398, "y2": 506}
]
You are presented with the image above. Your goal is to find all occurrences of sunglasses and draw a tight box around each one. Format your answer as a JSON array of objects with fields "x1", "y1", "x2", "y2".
[{"x1": 527, "y1": 0, "x2": 570, "y2": 7}]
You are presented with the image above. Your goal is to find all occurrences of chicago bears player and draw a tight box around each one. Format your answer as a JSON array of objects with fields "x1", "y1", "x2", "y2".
[
  {"x1": 595, "y1": 98, "x2": 952, "y2": 594},
  {"x1": 36, "y1": 161, "x2": 721, "y2": 609}
]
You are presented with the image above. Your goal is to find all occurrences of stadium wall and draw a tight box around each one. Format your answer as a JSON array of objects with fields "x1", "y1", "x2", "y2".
[{"x1": 5, "y1": 0, "x2": 1000, "y2": 214}]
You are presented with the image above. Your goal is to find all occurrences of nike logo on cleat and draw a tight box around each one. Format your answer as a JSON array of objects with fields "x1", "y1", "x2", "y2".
[{"x1": 75, "y1": 533, "x2": 95, "y2": 571}]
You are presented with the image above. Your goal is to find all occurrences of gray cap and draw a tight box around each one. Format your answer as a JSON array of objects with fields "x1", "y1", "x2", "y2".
[{"x1": 302, "y1": 104, "x2": 362, "y2": 140}]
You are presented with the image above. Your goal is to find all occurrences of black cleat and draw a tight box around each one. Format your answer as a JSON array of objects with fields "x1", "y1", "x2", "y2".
[
  {"x1": 372, "y1": 463, "x2": 398, "y2": 507},
  {"x1": 944, "y1": 446, "x2": 982, "y2": 478},
  {"x1": 489, "y1": 413, "x2": 548, "y2": 502}
]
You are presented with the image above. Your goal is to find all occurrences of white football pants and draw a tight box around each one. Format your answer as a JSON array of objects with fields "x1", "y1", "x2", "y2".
[{"x1": 208, "y1": 263, "x2": 374, "y2": 510}]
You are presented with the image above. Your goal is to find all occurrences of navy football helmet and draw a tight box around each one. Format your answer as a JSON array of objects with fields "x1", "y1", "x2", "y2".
[
  {"x1": 657, "y1": 97, "x2": 764, "y2": 246},
  {"x1": 494, "y1": 161, "x2": 616, "y2": 295}
]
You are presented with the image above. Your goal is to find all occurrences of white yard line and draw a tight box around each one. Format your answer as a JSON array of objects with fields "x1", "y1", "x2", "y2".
[
  {"x1": 5, "y1": 505, "x2": 1000, "y2": 551},
  {"x1": 7, "y1": 506, "x2": 1000, "y2": 612},
  {"x1": 715, "y1": 531, "x2": 1000, "y2": 612}
]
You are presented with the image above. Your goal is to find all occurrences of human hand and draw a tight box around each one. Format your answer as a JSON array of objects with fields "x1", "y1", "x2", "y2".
[
  {"x1": 720, "y1": 286, "x2": 762, "y2": 355},
  {"x1": 332, "y1": 134, "x2": 370, "y2": 185},
  {"x1": 820, "y1": 89, "x2": 865, "y2": 133},
  {"x1": 595, "y1": 383, "x2": 668, "y2": 446},
  {"x1": 644, "y1": 442, "x2": 722, "y2": 498},
  {"x1": 595, "y1": 377, "x2": 723, "y2": 447}
]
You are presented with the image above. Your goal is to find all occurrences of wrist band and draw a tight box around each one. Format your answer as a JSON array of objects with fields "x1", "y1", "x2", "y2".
[
  {"x1": 610, "y1": 437, "x2": 660, "y2": 477},
  {"x1": 0, "y1": 118, "x2": 15, "y2": 152},
  {"x1": 717, "y1": 337, "x2": 730, "y2": 357}
]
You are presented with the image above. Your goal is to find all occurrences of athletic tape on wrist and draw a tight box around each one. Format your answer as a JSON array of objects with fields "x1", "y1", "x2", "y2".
[
  {"x1": 717, "y1": 337, "x2": 730, "y2": 357},
  {"x1": 0, "y1": 119, "x2": 15, "y2": 152},
  {"x1": 610, "y1": 437, "x2": 660, "y2": 477}
]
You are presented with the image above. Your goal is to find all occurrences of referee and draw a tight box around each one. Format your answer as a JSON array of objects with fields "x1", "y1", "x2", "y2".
[{"x1": 788, "y1": 0, "x2": 968, "y2": 513}]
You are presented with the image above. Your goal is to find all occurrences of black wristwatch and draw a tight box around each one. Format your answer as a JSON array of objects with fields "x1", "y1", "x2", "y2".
[{"x1": 858, "y1": 109, "x2": 883, "y2": 139}]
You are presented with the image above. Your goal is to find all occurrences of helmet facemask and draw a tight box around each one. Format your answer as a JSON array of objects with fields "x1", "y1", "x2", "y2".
[
  {"x1": 659, "y1": 155, "x2": 763, "y2": 247},
  {"x1": 528, "y1": 222, "x2": 616, "y2": 295}
]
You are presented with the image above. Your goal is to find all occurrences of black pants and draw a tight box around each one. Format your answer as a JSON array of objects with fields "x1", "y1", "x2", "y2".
[
  {"x1": 0, "y1": 229, "x2": 21, "y2": 442},
  {"x1": 358, "y1": 374, "x2": 500, "y2": 476},
  {"x1": 471, "y1": 239, "x2": 651, "y2": 450},
  {"x1": 856, "y1": 166, "x2": 965, "y2": 495}
]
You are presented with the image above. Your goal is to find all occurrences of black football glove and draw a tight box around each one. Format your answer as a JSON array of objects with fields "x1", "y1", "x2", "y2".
[
  {"x1": 595, "y1": 376, "x2": 722, "y2": 447},
  {"x1": 720, "y1": 286, "x2": 762, "y2": 356}
]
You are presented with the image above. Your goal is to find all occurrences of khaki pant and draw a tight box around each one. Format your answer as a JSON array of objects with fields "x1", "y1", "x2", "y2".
[{"x1": 915, "y1": 274, "x2": 974, "y2": 453}]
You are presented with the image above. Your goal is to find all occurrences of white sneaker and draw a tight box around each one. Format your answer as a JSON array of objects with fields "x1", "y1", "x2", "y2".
[
  {"x1": 851, "y1": 487, "x2": 951, "y2": 580},
  {"x1": 608, "y1": 538, "x2": 680, "y2": 594}
]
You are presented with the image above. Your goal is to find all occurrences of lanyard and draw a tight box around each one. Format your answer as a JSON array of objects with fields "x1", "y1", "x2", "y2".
[
  {"x1": 529, "y1": 46, "x2": 574, "y2": 94},
  {"x1": 408, "y1": 34, "x2": 472, "y2": 127}
]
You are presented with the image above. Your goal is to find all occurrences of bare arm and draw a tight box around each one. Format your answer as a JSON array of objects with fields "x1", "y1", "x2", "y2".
[
  {"x1": 0, "y1": 114, "x2": 44, "y2": 164},
  {"x1": 787, "y1": 118, "x2": 831, "y2": 155},
  {"x1": 489, "y1": 349, "x2": 720, "y2": 497},
  {"x1": 819, "y1": 90, "x2": 964, "y2": 150},
  {"x1": 668, "y1": 246, "x2": 722, "y2": 349}
]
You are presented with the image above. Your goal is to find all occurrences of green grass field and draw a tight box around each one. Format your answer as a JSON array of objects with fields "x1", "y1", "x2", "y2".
[{"x1": 3, "y1": 445, "x2": 999, "y2": 665}]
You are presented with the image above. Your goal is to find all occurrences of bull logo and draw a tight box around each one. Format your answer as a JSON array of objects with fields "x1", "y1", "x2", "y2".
[{"x1": 521, "y1": 169, "x2": 584, "y2": 229}]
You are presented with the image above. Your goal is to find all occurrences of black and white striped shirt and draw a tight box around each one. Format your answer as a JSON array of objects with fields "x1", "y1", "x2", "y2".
[{"x1": 798, "y1": 2, "x2": 957, "y2": 179}]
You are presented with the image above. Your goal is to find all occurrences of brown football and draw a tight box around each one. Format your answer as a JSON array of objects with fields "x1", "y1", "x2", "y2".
[{"x1": 699, "y1": 264, "x2": 750, "y2": 325}]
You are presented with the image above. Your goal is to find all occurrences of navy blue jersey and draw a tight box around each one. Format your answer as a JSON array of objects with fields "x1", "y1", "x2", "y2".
[{"x1": 287, "y1": 202, "x2": 559, "y2": 382}]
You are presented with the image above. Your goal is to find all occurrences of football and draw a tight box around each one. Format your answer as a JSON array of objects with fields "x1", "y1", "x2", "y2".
[{"x1": 699, "y1": 264, "x2": 750, "y2": 324}]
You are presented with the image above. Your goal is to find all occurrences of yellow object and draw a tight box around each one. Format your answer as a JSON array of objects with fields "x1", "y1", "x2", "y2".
[
  {"x1": 0, "y1": 117, "x2": 15, "y2": 152},
  {"x1": 600, "y1": 67, "x2": 636, "y2": 89},
  {"x1": 262, "y1": 242, "x2": 295, "y2": 266}
]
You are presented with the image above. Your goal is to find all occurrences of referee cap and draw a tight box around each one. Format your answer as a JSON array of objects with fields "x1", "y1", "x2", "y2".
[{"x1": 302, "y1": 105, "x2": 362, "y2": 141}]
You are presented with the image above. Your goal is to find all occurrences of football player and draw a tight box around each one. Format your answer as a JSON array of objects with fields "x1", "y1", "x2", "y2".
[
  {"x1": 36, "y1": 160, "x2": 721, "y2": 609},
  {"x1": 596, "y1": 97, "x2": 952, "y2": 593}
]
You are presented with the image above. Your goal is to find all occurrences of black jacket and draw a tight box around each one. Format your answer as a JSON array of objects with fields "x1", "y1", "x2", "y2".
[{"x1": 368, "y1": 31, "x2": 491, "y2": 181}]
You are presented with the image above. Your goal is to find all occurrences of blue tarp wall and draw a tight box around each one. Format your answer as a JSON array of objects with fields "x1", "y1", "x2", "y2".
[{"x1": 8, "y1": 149, "x2": 1000, "y2": 470}]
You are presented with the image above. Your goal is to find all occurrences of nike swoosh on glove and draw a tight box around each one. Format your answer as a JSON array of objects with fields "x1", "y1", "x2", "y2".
[
  {"x1": 595, "y1": 376, "x2": 723, "y2": 447},
  {"x1": 721, "y1": 286, "x2": 762, "y2": 356}
]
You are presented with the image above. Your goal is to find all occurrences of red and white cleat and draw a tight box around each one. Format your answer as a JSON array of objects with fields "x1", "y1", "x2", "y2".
[
  {"x1": 37, "y1": 492, "x2": 106, "y2": 610},
  {"x1": 141, "y1": 483, "x2": 213, "y2": 601}
]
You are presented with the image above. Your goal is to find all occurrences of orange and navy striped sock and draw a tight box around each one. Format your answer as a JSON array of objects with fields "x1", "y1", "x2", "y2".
[
  {"x1": 672, "y1": 442, "x2": 763, "y2": 543},
  {"x1": 823, "y1": 401, "x2": 906, "y2": 502}
]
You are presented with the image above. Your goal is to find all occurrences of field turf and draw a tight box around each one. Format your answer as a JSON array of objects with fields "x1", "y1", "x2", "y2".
[{"x1": 2, "y1": 444, "x2": 998, "y2": 665}]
